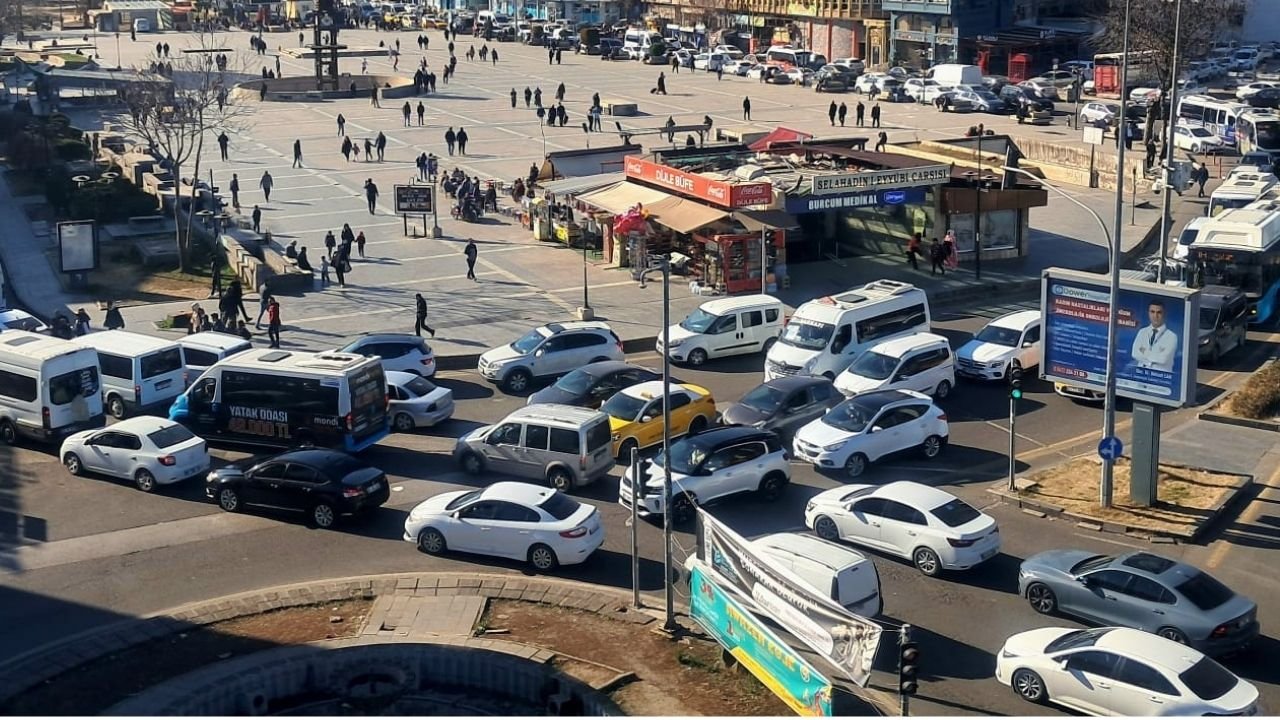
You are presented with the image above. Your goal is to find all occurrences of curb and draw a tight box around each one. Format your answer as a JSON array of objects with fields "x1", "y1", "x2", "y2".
[{"x1": 0, "y1": 572, "x2": 669, "y2": 709}]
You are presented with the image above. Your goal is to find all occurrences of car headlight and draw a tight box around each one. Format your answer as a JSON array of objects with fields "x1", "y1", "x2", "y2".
[
  {"x1": 823, "y1": 440, "x2": 847, "y2": 452},
  {"x1": 989, "y1": 361, "x2": 1005, "y2": 369},
  {"x1": 805, "y1": 501, "x2": 815, "y2": 513},
  {"x1": 1001, "y1": 648, "x2": 1019, "y2": 659},
  {"x1": 1200, "y1": 336, "x2": 1211, "y2": 346},
  {"x1": 666, "y1": 338, "x2": 684, "y2": 348}
]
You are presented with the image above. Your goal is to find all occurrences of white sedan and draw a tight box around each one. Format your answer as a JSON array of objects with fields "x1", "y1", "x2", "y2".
[
  {"x1": 805, "y1": 480, "x2": 1000, "y2": 576},
  {"x1": 996, "y1": 626, "x2": 1260, "y2": 716},
  {"x1": 404, "y1": 481, "x2": 604, "y2": 571},
  {"x1": 724, "y1": 57, "x2": 756, "y2": 76},
  {"x1": 1173, "y1": 125, "x2": 1226, "y2": 154},
  {"x1": 855, "y1": 73, "x2": 888, "y2": 93},
  {"x1": 61, "y1": 417, "x2": 210, "y2": 492},
  {"x1": 1236, "y1": 81, "x2": 1277, "y2": 100},
  {"x1": 386, "y1": 370, "x2": 454, "y2": 431}
]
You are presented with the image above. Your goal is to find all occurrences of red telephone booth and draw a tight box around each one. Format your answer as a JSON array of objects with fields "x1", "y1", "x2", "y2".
[{"x1": 1008, "y1": 53, "x2": 1032, "y2": 84}]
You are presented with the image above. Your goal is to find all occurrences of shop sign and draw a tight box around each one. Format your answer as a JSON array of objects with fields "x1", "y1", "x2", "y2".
[
  {"x1": 624, "y1": 156, "x2": 772, "y2": 208},
  {"x1": 812, "y1": 164, "x2": 950, "y2": 195},
  {"x1": 785, "y1": 187, "x2": 927, "y2": 214},
  {"x1": 893, "y1": 30, "x2": 928, "y2": 42}
]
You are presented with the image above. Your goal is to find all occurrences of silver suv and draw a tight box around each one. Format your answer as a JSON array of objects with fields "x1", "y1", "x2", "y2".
[{"x1": 479, "y1": 322, "x2": 624, "y2": 393}]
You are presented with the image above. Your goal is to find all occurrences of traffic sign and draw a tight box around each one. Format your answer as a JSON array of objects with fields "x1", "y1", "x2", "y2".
[{"x1": 1098, "y1": 436, "x2": 1124, "y2": 461}]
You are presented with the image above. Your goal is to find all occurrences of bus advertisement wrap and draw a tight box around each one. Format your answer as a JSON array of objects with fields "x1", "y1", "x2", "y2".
[
  {"x1": 689, "y1": 562, "x2": 833, "y2": 717},
  {"x1": 1040, "y1": 268, "x2": 1199, "y2": 408}
]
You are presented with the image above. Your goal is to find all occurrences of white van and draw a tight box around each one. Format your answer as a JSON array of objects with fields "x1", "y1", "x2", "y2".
[
  {"x1": 453, "y1": 404, "x2": 614, "y2": 489},
  {"x1": 623, "y1": 28, "x2": 661, "y2": 49},
  {"x1": 752, "y1": 533, "x2": 882, "y2": 617},
  {"x1": 833, "y1": 332, "x2": 954, "y2": 399},
  {"x1": 177, "y1": 332, "x2": 252, "y2": 387},
  {"x1": 658, "y1": 294, "x2": 783, "y2": 367},
  {"x1": 928, "y1": 63, "x2": 984, "y2": 87},
  {"x1": 765, "y1": 280, "x2": 931, "y2": 381},
  {"x1": 73, "y1": 330, "x2": 186, "y2": 419},
  {"x1": 0, "y1": 331, "x2": 104, "y2": 445}
]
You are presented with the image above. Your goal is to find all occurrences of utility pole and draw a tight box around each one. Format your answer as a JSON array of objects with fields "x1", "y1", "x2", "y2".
[
  {"x1": 975, "y1": 131, "x2": 983, "y2": 280},
  {"x1": 1157, "y1": 0, "x2": 1184, "y2": 284},
  {"x1": 660, "y1": 255, "x2": 677, "y2": 632},
  {"x1": 630, "y1": 446, "x2": 641, "y2": 609},
  {"x1": 1008, "y1": 376, "x2": 1022, "y2": 491},
  {"x1": 760, "y1": 227, "x2": 769, "y2": 294}
]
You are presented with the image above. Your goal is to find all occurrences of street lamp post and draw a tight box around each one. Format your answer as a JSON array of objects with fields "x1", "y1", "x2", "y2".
[{"x1": 1157, "y1": 0, "x2": 1186, "y2": 284}]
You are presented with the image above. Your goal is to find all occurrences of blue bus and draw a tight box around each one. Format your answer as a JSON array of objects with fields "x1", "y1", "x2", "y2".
[{"x1": 1188, "y1": 202, "x2": 1280, "y2": 325}]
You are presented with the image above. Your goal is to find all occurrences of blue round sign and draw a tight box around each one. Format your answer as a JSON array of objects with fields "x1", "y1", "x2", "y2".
[{"x1": 1097, "y1": 436, "x2": 1124, "y2": 461}]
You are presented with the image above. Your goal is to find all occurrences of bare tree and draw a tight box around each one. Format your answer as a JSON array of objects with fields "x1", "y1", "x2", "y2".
[
  {"x1": 112, "y1": 32, "x2": 250, "y2": 273},
  {"x1": 1090, "y1": 0, "x2": 1246, "y2": 88}
]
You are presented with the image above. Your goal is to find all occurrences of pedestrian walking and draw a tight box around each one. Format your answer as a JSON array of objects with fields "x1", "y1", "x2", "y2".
[
  {"x1": 875, "y1": 131, "x2": 888, "y2": 153},
  {"x1": 252, "y1": 205, "x2": 262, "y2": 233},
  {"x1": 716, "y1": 65, "x2": 723, "y2": 81},
  {"x1": 444, "y1": 126, "x2": 457, "y2": 154},
  {"x1": 229, "y1": 173, "x2": 241, "y2": 211},
  {"x1": 828, "y1": 101, "x2": 837, "y2": 126},
  {"x1": 402, "y1": 101, "x2": 412, "y2": 126},
  {"x1": 341, "y1": 136, "x2": 352, "y2": 161},
  {"x1": 363, "y1": 137, "x2": 373, "y2": 161},
  {"x1": 524, "y1": 86, "x2": 532, "y2": 107},
  {"x1": 356, "y1": 231, "x2": 366, "y2": 258},
  {"x1": 556, "y1": 82, "x2": 566, "y2": 102},
  {"x1": 325, "y1": 230, "x2": 337, "y2": 258},
  {"x1": 254, "y1": 283, "x2": 270, "y2": 328},
  {"x1": 275, "y1": 55, "x2": 281, "y2": 77},
  {"x1": 742, "y1": 96, "x2": 751, "y2": 120},
  {"x1": 337, "y1": 112, "x2": 346, "y2": 136},
  {"x1": 292, "y1": 139, "x2": 303, "y2": 168},
  {"x1": 375, "y1": 131, "x2": 386, "y2": 161},
  {"x1": 856, "y1": 100, "x2": 865, "y2": 126},
  {"x1": 491, "y1": 49, "x2": 498, "y2": 65},
  {"x1": 1195, "y1": 163, "x2": 1210, "y2": 198},
  {"x1": 217, "y1": 131, "x2": 230, "y2": 160},
  {"x1": 871, "y1": 103, "x2": 881, "y2": 128},
  {"x1": 319, "y1": 255, "x2": 330, "y2": 286},
  {"x1": 370, "y1": 84, "x2": 380, "y2": 107},
  {"x1": 299, "y1": 31, "x2": 305, "y2": 45},
  {"x1": 266, "y1": 298, "x2": 282, "y2": 348},
  {"x1": 671, "y1": 54, "x2": 679, "y2": 73},
  {"x1": 556, "y1": 48, "x2": 562, "y2": 64},
  {"x1": 362, "y1": 57, "x2": 369, "y2": 74},
  {"x1": 341, "y1": 223, "x2": 354, "y2": 248},
  {"x1": 416, "y1": 101, "x2": 425, "y2": 125},
  {"x1": 943, "y1": 230, "x2": 959, "y2": 270},
  {"x1": 209, "y1": 253, "x2": 223, "y2": 298},
  {"x1": 656, "y1": 72, "x2": 667, "y2": 95},
  {"x1": 414, "y1": 293, "x2": 435, "y2": 337},
  {"x1": 534, "y1": 87, "x2": 542, "y2": 106},
  {"x1": 74, "y1": 308, "x2": 91, "y2": 336},
  {"x1": 364, "y1": 178, "x2": 379, "y2": 214},
  {"x1": 1144, "y1": 139, "x2": 1157, "y2": 174},
  {"x1": 260, "y1": 170, "x2": 273, "y2": 202},
  {"x1": 103, "y1": 301, "x2": 125, "y2": 330},
  {"x1": 905, "y1": 232, "x2": 921, "y2": 271},
  {"x1": 456, "y1": 127, "x2": 469, "y2": 155},
  {"x1": 464, "y1": 238, "x2": 477, "y2": 280},
  {"x1": 929, "y1": 237, "x2": 946, "y2": 275},
  {"x1": 221, "y1": 280, "x2": 250, "y2": 323},
  {"x1": 510, "y1": 88, "x2": 517, "y2": 108},
  {"x1": 838, "y1": 102, "x2": 848, "y2": 127}
]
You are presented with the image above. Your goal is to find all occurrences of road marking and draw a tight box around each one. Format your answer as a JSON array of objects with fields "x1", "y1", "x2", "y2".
[
  {"x1": 1072, "y1": 532, "x2": 1148, "y2": 550},
  {"x1": 1204, "y1": 459, "x2": 1280, "y2": 570}
]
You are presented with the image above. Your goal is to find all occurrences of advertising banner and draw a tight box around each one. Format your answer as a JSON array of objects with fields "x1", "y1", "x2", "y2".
[
  {"x1": 697, "y1": 512, "x2": 882, "y2": 686},
  {"x1": 623, "y1": 156, "x2": 772, "y2": 208},
  {"x1": 785, "y1": 187, "x2": 927, "y2": 214},
  {"x1": 690, "y1": 563, "x2": 833, "y2": 716},
  {"x1": 394, "y1": 184, "x2": 434, "y2": 214},
  {"x1": 58, "y1": 220, "x2": 98, "y2": 273},
  {"x1": 1040, "y1": 268, "x2": 1199, "y2": 408},
  {"x1": 811, "y1": 164, "x2": 951, "y2": 195}
]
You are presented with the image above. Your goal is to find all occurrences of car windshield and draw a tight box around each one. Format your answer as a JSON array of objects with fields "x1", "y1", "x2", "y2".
[
  {"x1": 1199, "y1": 307, "x2": 1222, "y2": 331},
  {"x1": 1045, "y1": 627, "x2": 1112, "y2": 653},
  {"x1": 1179, "y1": 657, "x2": 1240, "y2": 701},
  {"x1": 554, "y1": 367, "x2": 598, "y2": 394},
  {"x1": 655, "y1": 435, "x2": 712, "y2": 475},
  {"x1": 680, "y1": 307, "x2": 719, "y2": 333},
  {"x1": 446, "y1": 490, "x2": 481, "y2": 511},
  {"x1": 822, "y1": 397, "x2": 878, "y2": 433},
  {"x1": 931, "y1": 498, "x2": 981, "y2": 527},
  {"x1": 404, "y1": 376, "x2": 437, "y2": 396},
  {"x1": 1069, "y1": 554, "x2": 1115, "y2": 574},
  {"x1": 739, "y1": 383, "x2": 788, "y2": 413},
  {"x1": 602, "y1": 392, "x2": 647, "y2": 421},
  {"x1": 780, "y1": 319, "x2": 834, "y2": 350},
  {"x1": 1176, "y1": 571, "x2": 1235, "y2": 611},
  {"x1": 976, "y1": 325, "x2": 1021, "y2": 346},
  {"x1": 511, "y1": 328, "x2": 546, "y2": 354},
  {"x1": 148, "y1": 424, "x2": 196, "y2": 448},
  {"x1": 849, "y1": 351, "x2": 898, "y2": 381},
  {"x1": 538, "y1": 491, "x2": 581, "y2": 520}
]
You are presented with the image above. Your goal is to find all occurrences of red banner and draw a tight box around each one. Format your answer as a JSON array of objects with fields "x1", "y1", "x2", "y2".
[{"x1": 623, "y1": 156, "x2": 772, "y2": 208}]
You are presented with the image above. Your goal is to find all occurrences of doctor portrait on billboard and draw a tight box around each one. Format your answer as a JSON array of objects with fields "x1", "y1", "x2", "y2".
[{"x1": 1129, "y1": 298, "x2": 1179, "y2": 373}]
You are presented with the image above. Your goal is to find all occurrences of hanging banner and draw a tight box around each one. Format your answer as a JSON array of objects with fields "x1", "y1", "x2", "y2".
[
  {"x1": 690, "y1": 562, "x2": 833, "y2": 716},
  {"x1": 697, "y1": 512, "x2": 882, "y2": 687}
]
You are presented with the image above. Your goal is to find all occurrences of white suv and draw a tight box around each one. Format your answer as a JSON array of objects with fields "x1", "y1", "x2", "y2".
[
  {"x1": 955, "y1": 310, "x2": 1041, "y2": 382},
  {"x1": 338, "y1": 334, "x2": 436, "y2": 377},
  {"x1": 792, "y1": 389, "x2": 948, "y2": 478},
  {"x1": 479, "y1": 321, "x2": 624, "y2": 393},
  {"x1": 619, "y1": 426, "x2": 789, "y2": 524}
]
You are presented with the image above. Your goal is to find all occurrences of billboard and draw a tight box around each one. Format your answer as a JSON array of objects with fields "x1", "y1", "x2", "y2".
[
  {"x1": 696, "y1": 512, "x2": 882, "y2": 686},
  {"x1": 784, "y1": 187, "x2": 927, "y2": 214},
  {"x1": 1040, "y1": 268, "x2": 1200, "y2": 408},
  {"x1": 811, "y1": 164, "x2": 951, "y2": 195},
  {"x1": 58, "y1": 220, "x2": 98, "y2": 273},
  {"x1": 689, "y1": 562, "x2": 833, "y2": 717},
  {"x1": 394, "y1": 184, "x2": 434, "y2": 214},
  {"x1": 623, "y1": 156, "x2": 772, "y2": 208}
]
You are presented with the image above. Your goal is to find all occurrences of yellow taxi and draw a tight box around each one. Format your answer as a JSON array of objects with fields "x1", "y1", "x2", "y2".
[{"x1": 602, "y1": 380, "x2": 717, "y2": 459}]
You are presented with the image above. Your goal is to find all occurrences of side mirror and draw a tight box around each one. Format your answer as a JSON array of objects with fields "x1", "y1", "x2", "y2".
[
  {"x1": 641, "y1": 415, "x2": 653, "y2": 423},
  {"x1": 869, "y1": 426, "x2": 883, "y2": 434},
  {"x1": 534, "y1": 348, "x2": 545, "y2": 357},
  {"x1": 1023, "y1": 341, "x2": 1036, "y2": 348},
  {"x1": 1059, "y1": 658, "x2": 1070, "y2": 671}
]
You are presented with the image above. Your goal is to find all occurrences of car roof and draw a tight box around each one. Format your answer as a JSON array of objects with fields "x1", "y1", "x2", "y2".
[
  {"x1": 347, "y1": 333, "x2": 424, "y2": 345},
  {"x1": 621, "y1": 380, "x2": 697, "y2": 399},
  {"x1": 1094, "y1": 627, "x2": 1204, "y2": 673},
  {"x1": 480, "y1": 481, "x2": 558, "y2": 506},
  {"x1": 103, "y1": 416, "x2": 182, "y2": 435},
  {"x1": 581, "y1": 360, "x2": 641, "y2": 376},
  {"x1": 871, "y1": 480, "x2": 957, "y2": 508},
  {"x1": 687, "y1": 425, "x2": 773, "y2": 447},
  {"x1": 764, "y1": 375, "x2": 832, "y2": 392},
  {"x1": 989, "y1": 309, "x2": 1041, "y2": 330},
  {"x1": 385, "y1": 369, "x2": 426, "y2": 385},
  {"x1": 846, "y1": 388, "x2": 922, "y2": 410},
  {"x1": 542, "y1": 320, "x2": 613, "y2": 334},
  {"x1": 865, "y1": 332, "x2": 950, "y2": 355},
  {"x1": 269, "y1": 448, "x2": 359, "y2": 467},
  {"x1": 1109, "y1": 551, "x2": 1211, "y2": 586},
  {"x1": 508, "y1": 403, "x2": 607, "y2": 426}
]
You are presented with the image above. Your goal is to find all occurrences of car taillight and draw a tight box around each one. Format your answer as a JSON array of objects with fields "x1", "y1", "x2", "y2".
[
  {"x1": 159, "y1": 455, "x2": 176, "y2": 466},
  {"x1": 616, "y1": 341, "x2": 624, "y2": 354},
  {"x1": 580, "y1": 454, "x2": 587, "y2": 470},
  {"x1": 42, "y1": 407, "x2": 50, "y2": 429},
  {"x1": 937, "y1": 413, "x2": 948, "y2": 422},
  {"x1": 948, "y1": 537, "x2": 976, "y2": 547},
  {"x1": 346, "y1": 412, "x2": 355, "y2": 431},
  {"x1": 134, "y1": 384, "x2": 142, "y2": 400},
  {"x1": 421, "y1": 357, "x2": 434, "y2": 366},
  {"x1": 1212, "y1": 623, "x2": 1231, "y2": 637},
  {"x1": 560, "y1": 527, "x2": 588, "y2": 538},
  {"x1": 343, "y1": 487, "x2": 365, "y2": 498}
]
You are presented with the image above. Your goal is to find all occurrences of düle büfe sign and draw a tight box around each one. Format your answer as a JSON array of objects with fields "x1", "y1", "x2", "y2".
[{"x1": 395, "y1": 185, "x2": 433, "y2": 214}]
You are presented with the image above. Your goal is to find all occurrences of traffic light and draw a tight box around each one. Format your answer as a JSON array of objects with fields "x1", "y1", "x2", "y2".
[
  {"x1": 1009, "y1": 366, "x2": 1023, "y2": 400},
  {"x1": 898, "y1": 638, "x2": 919, "y2": 696}
]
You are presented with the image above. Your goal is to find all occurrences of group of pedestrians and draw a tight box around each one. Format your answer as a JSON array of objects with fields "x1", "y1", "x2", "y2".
[{"x1": 904, "y1": 231, "x2": 960, "y2": 275}]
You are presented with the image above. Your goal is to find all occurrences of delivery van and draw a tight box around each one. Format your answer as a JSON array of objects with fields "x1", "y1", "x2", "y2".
[{"x1": 658, "y1": 294, "x2": 783, "y2": 367}]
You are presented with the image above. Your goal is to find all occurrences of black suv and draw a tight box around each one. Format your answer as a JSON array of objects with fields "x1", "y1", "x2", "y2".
[
  {"x1": 1198, "y1": 285, "x2": 1249, "y2": 365},
  {"x1": 999, "y1": 85, "x2": 1054, "y2": 112},
  {"x1": 206, "y1": 449, "x2": 389, "y2": 528}
]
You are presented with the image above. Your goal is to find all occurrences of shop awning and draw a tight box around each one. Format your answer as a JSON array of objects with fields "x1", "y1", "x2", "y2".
[
  {"x1": 540, "y1": 172, "x2": 625, "y2": 197},
  {"x1": 577, "y1": 182, "x2": 669, "y2": 215},
  {"x1": 647, "y1": 196, "x2": 729, "y2": 234},
  {"x1": 748, "y1": 126, "x2": 814, "y2": 152},
  {"x1": 734, "y1": 209, "x2": 799, "y2": 231}
]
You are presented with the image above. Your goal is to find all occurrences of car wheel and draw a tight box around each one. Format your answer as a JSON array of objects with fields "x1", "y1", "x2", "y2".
[
  {"x1": 546, "y1": 466, "x2": 573, "y2": 492},
  {"x1": 921, "y1": 434, "x2": 945, "y2": 459},
  {"x1": 393, "y1": 412, "x2": 416, "y2": 432},
  {"x1": 762, "y1": 337, "x2": 777, "y2": 354},
  {"x1": 311, "y1": 501, "x2": 338, "y2": 529},
  {"x1": 217, "y1": 487, "x2": 240, "y2": 512},
  {"x1": 459, "y1": 451, "x2": 484, "y2": 475},
  {"x1": 134, "y1": 469, "x2": 157, "y2": 493},
  {"x1": 844, "y1": 453, "x2": 869, "y2": 478},
  {"x1": 63, "y1": 452, "x2": 84, "y2": 476},
  {"x1": 617, "y1": 438, "x2": 639, "y2": 462},
  {"x1": 688, "y1": 414, "x2": 709, "y2": 435},
  {"x1": 1012, "y1": 669, "x2": 1048, "y2": 704},
  {"x1": 814, "y1": 515, "x2": 840, "y2": 541},
  {"x1": 502, "y1": 368, "x2": 532, "y2": 393},
  {"x1": 528, "y1": 543, "x2": 559, "y2": 571},
  {"x1": 1026, "y1": 583, "x2": 1058, "y2": 614},
  {"x1": 757, "y1": 472, "x2": 788, "y2": 501},
  {"x1": 1191, "y1": 143, "x2": 1201, "y2": 153},
  {"x1": 671, "y1": 492, "x2": 697, "y2": 525},
  {"x1": 0, "y1": 420, "x2": 17, "y2": 446},
  {"x1": 1158, "y1": 626, "x2": 1189, "y2": 644},
  {"x1": 418, "y1": 527, "x2": 447, "y2": 555},
  {"x1": 107, "y1": 395, "x2": 127, "y2": 419},
  {"x1": 934, "y1": 380, "x2": 952, "y2": 399},
  {"x1": 913, "y1": 546, "x2": 942, "y2": 576},
  {"x1": 687, "y1": 348, "x2": 708, "y2": 367}
]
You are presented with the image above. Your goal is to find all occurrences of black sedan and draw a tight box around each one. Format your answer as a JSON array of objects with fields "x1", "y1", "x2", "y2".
[
  {"x1": 206, "y1": 449, "x2": 389, "y2": 528},
  {"x1": 527, "y1": 361, "x2": 665, "y2": 409},
  {"x1": 720, "y1": 376, "x2": 841, "y2": 442}
]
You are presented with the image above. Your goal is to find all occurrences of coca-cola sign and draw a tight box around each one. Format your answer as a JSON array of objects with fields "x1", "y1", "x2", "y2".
[{"x1": 624, "y1": 156, "x2": 772, "y2": 208}]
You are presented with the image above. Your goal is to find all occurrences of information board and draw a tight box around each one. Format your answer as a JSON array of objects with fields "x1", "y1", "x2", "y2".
[{"x1": 394, "y1": 184, "x2": 433, "y2": 214}]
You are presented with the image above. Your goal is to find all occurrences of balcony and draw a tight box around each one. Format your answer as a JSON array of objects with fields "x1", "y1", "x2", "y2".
[{"x1": 881, "y1": 0, "x2": 950, "y2": 14}]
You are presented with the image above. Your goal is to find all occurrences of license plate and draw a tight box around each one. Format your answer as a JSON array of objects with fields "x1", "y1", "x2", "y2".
[
  {"x1": 368, "y1": 481, "x2": 382, "y2": 492},
  {"x1": 981, "y1": 547, "x2": 998, "y2": 561}
]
